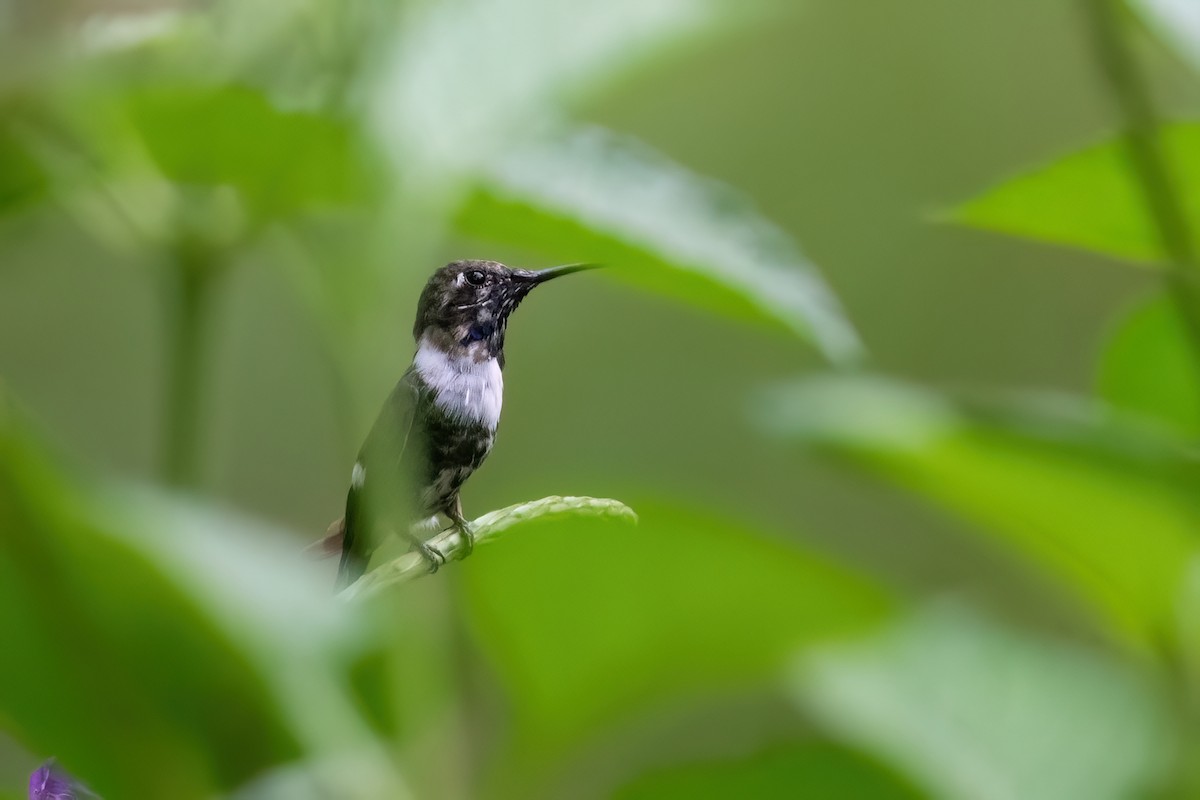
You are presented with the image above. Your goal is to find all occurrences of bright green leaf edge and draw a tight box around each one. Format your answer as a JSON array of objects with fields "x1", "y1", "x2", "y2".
[{"x1": 949, "y1": 123, "x2": 1200, "y2": 266}]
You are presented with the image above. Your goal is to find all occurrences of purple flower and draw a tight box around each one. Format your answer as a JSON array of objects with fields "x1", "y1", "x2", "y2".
[{"x1": 28, "y1": 760, "x2": 95, "y2": 800}]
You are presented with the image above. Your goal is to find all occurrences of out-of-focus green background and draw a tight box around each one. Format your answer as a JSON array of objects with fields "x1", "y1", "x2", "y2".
[{"x1": 3, "y1": 0, "x2": 1200, "y2": 798}]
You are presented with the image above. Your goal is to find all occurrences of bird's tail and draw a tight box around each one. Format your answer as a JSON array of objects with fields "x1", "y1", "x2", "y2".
[
  {"x1": 334, "y1": 486, "x2": 368, "y2": 590},
  {"x1": 335, "y1": 549, "x2": 367, "y2": 590}
]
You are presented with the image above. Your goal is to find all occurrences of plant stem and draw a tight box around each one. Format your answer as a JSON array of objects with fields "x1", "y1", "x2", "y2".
[
  {"x1": 1083, "y1": 0, "x2": 1200, "y2": 375},
  {"x1": 1084, "y1": 5, "x2": 1200, "y2": 792},
  {"x1": 339, "y1": 496, "x2": 637, "y2": 600},
  {"x1": 161, "y1": 238, "x2": 219, "y2": 488}
]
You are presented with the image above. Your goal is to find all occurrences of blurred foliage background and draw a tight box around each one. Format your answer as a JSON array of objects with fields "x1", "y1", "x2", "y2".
[{"x1": 3, "y1": 0, "x2": 1200, "y2": 797}]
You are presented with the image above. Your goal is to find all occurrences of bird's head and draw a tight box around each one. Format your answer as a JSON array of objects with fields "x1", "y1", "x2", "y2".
[{"x1": 413, "y1": 259, "x2": 598, "y2": 361}]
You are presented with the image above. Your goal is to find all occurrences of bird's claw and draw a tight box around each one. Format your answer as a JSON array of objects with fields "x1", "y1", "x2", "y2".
[
  {"x1": 405, "y1": 534, "x2": 446, "y2": 573},
  {"x1": 457, "y1": 522, "x2": 476, "y2": 557}
]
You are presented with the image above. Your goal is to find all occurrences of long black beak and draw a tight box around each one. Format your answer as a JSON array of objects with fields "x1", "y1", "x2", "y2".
[{"x1": 530, "y1": 262, "x2": 601, "y2": 284}]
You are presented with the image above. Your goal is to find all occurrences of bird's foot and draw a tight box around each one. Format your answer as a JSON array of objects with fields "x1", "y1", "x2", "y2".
[
  {"x1": 456, "y1": 521, "x2": 476, "y2": 558},
  {"x1": 404, "y1": 533, "x2": 446, "y2": 574}
]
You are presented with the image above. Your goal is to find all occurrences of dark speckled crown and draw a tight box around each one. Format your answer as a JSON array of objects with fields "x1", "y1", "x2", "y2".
[{"x1": 412, "y1": 259, "x2": 597, "y2": 362}]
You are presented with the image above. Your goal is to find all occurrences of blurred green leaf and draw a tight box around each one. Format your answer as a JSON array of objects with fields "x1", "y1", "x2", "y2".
[
  {"x1": 756, "y1": 375, "x2": 1200, "y2": 651},
  {"x1": 950, "y1": 124, "x2": 1200, "y2": 265},
  {"x1": 792, "y1": 606, "x2": 1169, "y2": 800},
  {"x1": 0, "y1": 399, "x2": 402, "y2": 799},
  {"x1": 0, "y1": 121, "x2": 47, "y2": 212},
  {"x1": 1098, "y1": 293, "x2": 1200, "y2": 437},
  {"x1": 459, "y1": 127, "x2": 864, "y2": 364},
  {"x1": 369, "y1": 0, "x2": 731, "y2": 181},
  {"x1": 1136, "y1": 0, "x2": 1200, "y2": 73},
  {"x1": 0, "y1": 415, "x2": 295, "y2": 796},
  {"x1": 126, "y1": 84, "x2": 373, "y2": 221},
  {"x1": 458, "y1": 502, "x2": 894, "y2": 789},
  {"x1": 613, "y1": 741, "x2": 924, "y2": 800}
]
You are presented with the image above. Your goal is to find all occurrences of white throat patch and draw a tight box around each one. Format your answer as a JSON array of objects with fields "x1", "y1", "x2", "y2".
[{"x1": 414, "y1": 336, "x2": 503, "y2": 429}]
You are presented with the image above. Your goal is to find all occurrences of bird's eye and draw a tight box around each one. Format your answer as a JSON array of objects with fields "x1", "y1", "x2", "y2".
[{"x1": 464, "y1": 270, "x2": 486, "y2": 286}]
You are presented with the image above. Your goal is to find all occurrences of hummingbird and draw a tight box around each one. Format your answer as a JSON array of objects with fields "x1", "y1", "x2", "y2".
[{"x1": 327, "y1": 259, "x2": 598, "y2": 588}]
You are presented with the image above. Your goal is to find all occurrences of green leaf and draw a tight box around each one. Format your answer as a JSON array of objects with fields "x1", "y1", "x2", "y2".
[
  {"x1": 1098, "y1": 293, "x2": 1200, "y2": 437},
  {"x1": 1136, "y1": 0, "x2": 1200, "y2": 73},
  {"x1": 0, "y1": 418, "x2": 293, "y2": 796},
  {"x1": 613, "y1": 741, "x2": 923, "y2": 800},
  {"x1": 369, "y1": 0, "x2": 732, "y2": 180},
  {"x1": 458, "y1": 502, "x2": 894, "y2": 790},
  {"x1": 755, "y1": 375, "x2": 1200, "y2": 652},
  {"x1": 459, "y1": 127, "x2": 864, "y2": 364},
  {"x1": 951, "y1": 124, "x2": 1200, "y2": 264},
  {"x1": 792, "y1": 606, "x2": 1169, "y2": 800},
  {"x1": 0, "y1": 121, "x2": 47, "y2": 213},
  {"x1": 125, "y1": 84, "x2": 373, "y2": 221},
  {"x1": 0, "y1": 397, "x2": 401, "y2": 798}
]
